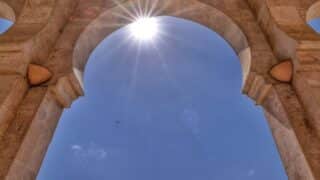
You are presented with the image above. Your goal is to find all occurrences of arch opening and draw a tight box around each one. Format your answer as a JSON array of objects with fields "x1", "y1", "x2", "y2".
[
  {"x1": 83, "y1": 15, "x2": 246, "y2": 89},
  {"x1": 0, "y1": 18, "x2": 13, "y2": 34},
  {"x1": 39, "y1": 15, "x2": 286, "y2": 180},
  {"x1": 308, "y1": 18, "x2": 320, "y2": 34},
  {"x1": 72, "y1": 0, "x2": 251, "y2": 93},
  {"x1": 0, "y1": 1, "x2": 15, "y2": 34},
  {"x1": 306, "y1": 1, "x2": 320, "y2": 34}
]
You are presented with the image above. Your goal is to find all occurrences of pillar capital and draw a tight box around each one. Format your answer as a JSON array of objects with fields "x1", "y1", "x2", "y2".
[{"x1": 49, "y1": 73, "x2": 84, "y2": 108}]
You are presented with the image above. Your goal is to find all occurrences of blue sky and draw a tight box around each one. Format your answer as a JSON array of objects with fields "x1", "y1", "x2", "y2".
[
  {"x1": 309, "y1": 18, "x2": 320, "y2": 33},
  {"x1": 0, "y1": 16, "x2": 319, "y2": 180},
  {"x1": 0, "y1": 18, "x2": 13, "y2": 34},
  {"x1": 37, "y1": 16, "x2": 288, "y2": 180}
]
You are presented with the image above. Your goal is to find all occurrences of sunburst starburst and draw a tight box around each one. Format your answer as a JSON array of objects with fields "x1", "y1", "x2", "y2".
[{"x1": 129, "y1": 16, "x2": 159, "y2": 42}]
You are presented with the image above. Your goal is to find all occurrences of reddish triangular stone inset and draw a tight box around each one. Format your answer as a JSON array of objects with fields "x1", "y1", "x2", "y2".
[
  {"x1": 270, "y1": 61, "x2": 293, "y2": 83},
  {"x1": 27, "y1": 64, "x2": 52, "y2": 86}
]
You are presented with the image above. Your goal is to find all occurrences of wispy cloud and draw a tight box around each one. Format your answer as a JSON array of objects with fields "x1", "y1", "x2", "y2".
[
  {"x1": 71, "y1": 145, "x2": 82, "y2": 151},
  {"x1": 71, "y1": 143, "x2": 107, "y2": 160},
  {"x1": 248, "y1": 169, "x2": 255, "y2": 177},
  {"x1": 180, "y1": 107, "x2": 200, "y2": 135}
]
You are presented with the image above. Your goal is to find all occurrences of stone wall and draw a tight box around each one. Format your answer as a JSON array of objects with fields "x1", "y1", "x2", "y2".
[{"x1": 0, "y1": 0, "x2": 319, "y2": 179}]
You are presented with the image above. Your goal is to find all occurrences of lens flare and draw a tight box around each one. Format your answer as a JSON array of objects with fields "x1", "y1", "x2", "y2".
[{"x1": 129, "y1": 16, "x2": 159, "y2": 41}]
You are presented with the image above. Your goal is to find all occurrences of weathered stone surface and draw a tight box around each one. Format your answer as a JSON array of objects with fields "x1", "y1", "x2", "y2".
[
  {"x1": 1, "y1": 0, "x2": 320, "y2": 179},
  {"x1": 270, "y1": 61, "x2": 293, "y2": 83},
  {"x1": 27, "y1": 64, "x2": 52, "y2": 86},
  {"x1": 0, "y1": 1, "x2": 15, "y2": 22}
]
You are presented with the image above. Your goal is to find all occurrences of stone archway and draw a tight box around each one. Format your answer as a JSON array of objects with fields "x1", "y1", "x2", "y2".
[
  {"x1": 0, "y1": 0, "x2": 319, "y2": 179},
  {"x1": 0, "y1": 1, "x2": 15, "y2": 22},
  {"x1": 307, "y1": 1, "x2": 320, "y2": 23},
  {"x1": 72, "y1": 0, "x2": 252, "y2": 93}
]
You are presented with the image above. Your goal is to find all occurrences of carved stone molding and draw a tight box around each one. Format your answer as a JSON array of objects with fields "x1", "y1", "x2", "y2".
[
  {"x1": 49, "y1": 73, "x2": 84, "y2": 108},
  {"x1": 244, "y1": 72, "x2": 273, "y2": 105}
]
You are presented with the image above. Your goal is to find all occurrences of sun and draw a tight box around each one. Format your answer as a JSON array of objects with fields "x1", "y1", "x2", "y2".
[{"x1": 129, "y1": 16, "x2": 159, "y2": 42}]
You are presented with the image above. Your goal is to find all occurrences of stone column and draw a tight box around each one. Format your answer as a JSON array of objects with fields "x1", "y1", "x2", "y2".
[
  {"x1": 262, "y1": 84, "x2": 318, "y2": 180},
  {"x1": 245, "y1": 72, "x2": 318, "y2": 180},
  {"x1": 294, "y1": 49, "x2": 320, "y2": 134},
  {"x1": 0, "y1": 75, "x2": 28, "y2": 137},
  {"x1": 0, "y1": 75, "x2": 29, "y2": 179},
  {"x1": 0, "y1": 73, "x2": 82, "y2": 180},
  {"x1": 287, "y1": 47, "x2": 320, "y2": 180},
  {"x1": 0, "y1": 87, "x2": 49, "y2": 179}
]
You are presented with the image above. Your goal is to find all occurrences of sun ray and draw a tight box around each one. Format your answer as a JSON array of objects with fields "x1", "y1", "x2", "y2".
[
  {"x1": 111, "y1": 11, "x2": 136, "y2": 22},
  {"x1": 106, "y1": 0, "x2": 212, "y2": 160},
  {"x1": 111, "y1": 0, "x2": 137, "y2": 21},
  {"x1": 122, "y1": 40, "x2": 143, "y2": 119},
  {"x1": 148, "y1": 37, "x2": 185, "y2": 96},
  {"x1": 128, "y1": 0, "x2": 140, "y2": 20},
  {"x1": 143, "y1": 0, "x2": 149, "y2": 16},
  {"x1": 143, "y1": 0, "x2": 150, "y2": 17},
  {"x1": 152, "y1": 1, "x2": 171, "y2": 16},
  {"x1": 128, "y1": 16, "x2": 159, "y2": 41},
  {"x1": 147, "y1": 0, "x2": 159, "y2": 17},
  {"x1": 137, "y1": 0, "x2": 144, "y2": 17}
]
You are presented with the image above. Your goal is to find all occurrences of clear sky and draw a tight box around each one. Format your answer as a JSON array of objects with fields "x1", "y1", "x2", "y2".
[
  {"x1": 0, "y1": 16, "x2": 319, "y2": 180},
  {"x1": 0, "y1": 18, "x2": 13, "y2": 34},
  {"x1": 310, "y1": 18, "x2": 320, "y2": 33},
  {"x1": 37, "y1": 16, "x2": 288, "y2": 180}
]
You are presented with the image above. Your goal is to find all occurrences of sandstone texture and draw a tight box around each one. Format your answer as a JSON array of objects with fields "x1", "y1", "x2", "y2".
[{"x1": 0, "y1": 0, "x2": 320, "y2": 179}]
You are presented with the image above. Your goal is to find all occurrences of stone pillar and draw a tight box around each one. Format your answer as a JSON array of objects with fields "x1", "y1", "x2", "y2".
[
  {"x1": 0, "y1": 75, "x2": 28, "y2": 137},
  {"x1": 0, "y1": 87, "x2": 49, "y2": 179},
  {"x1": 0, "y1": 73, "x2": 82, "y2": 180},
  {"x1": 287, "y1": 47, "x2": 320, "y2": 180},
  {"x1": 245, "y1": 72, "x2": 319, "y2": 180},
  {"x1": 262, "y1": 84, "x2": 318, "y2": 180},
  {"x1": 294, "y1": 49, "x2": 320, "y2": 134}
]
